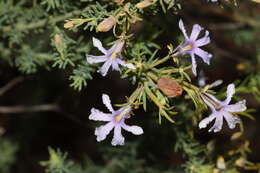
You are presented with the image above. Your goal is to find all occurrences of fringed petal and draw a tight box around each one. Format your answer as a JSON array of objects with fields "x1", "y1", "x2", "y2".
[
  {"x1": 102, "y1": 94, "x2": 115, "y2": 113},
  {"x1": 111, "y1": 126, "x2": 125, "y2": 146},
  {"x1": 95, "y1": 122, "x2": 115, "y2": 142},
  {"x1": 194, "y1": 48, "x2": 212, "y2": 65},
  {"x1": 89, "y1": 108, "x2": 112, "y2": 121},
  {"x1": 92, "y1": 37, "x2": 107, "y2": 54},
  {"x1": 122, "y1": 124, "x2": 144, "y2": 135}
]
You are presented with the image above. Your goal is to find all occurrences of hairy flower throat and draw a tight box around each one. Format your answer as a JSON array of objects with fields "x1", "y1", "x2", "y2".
[
  {"x1": 180, "y1": 43, "x2": 193, "y2": 52},
  {"x1": 110, "y1": 40, "x2": 125, "y2": 59},
  {"x1": 114, "y1": 105, "x2": 132, "y2": 122}
]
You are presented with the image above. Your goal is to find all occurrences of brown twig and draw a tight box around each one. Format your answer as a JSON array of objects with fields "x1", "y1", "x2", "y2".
[
  {"x1": 0, "y1": 104, "x2": 59, "y2": 114},
  {"x1": 0, "y1": 76, "x2": 24, "y2": 96},
  {"x1": 0, "y1": 103, "x2": 86, "y2": 126}
]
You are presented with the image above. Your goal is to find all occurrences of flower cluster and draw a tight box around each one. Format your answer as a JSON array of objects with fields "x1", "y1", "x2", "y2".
[{"x1": 86, "y1": 19, "x2": 247, "y2": 146}]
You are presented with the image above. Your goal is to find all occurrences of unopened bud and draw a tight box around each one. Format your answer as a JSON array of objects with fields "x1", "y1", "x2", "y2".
[
  {"x1": 216, "y1": 156, "x2": 226, "y2": 170},
  {"x1": 235, "y1": 157, "x2": 246, "y2": 167},
  {"x1": 231, "y1": 132, "x2": 242, "y2": 140},
  {"x1": 236, "y1": 63, "x2": 246, "y2": 71},
  {"x1": 97, "y1": 16, "x2": 117, "y2": 32},
  {"x1": 213, "y1": 168, "x2": 220, "y2": 173},
  {"x1": 54, "y1": 34, "x2": 62, "y2": 50},
  {"x1": 64, "y1": 21, "x2": 75, "y2": 29},
  {"x1": 157, "y1": 77, "x2": 183, "y2": 98},
  {"x1": 136, "y1": 0, "x2": 153, "y2": 9},
  {"x1": 114, "y1": 0, "x2": 124, "y2": 4}
]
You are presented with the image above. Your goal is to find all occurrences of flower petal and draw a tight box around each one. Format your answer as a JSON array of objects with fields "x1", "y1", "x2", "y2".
[
  {"x1": 194, "y1": 48, "x2": 212, "y2": 65},
  {"x1": 190, "y1": 24, "x2": 203, "y2": 41},
  {"x1": 95, "y1": 121, "x2": 115, "y2": 142},
  {"x1": 89, "y1": 108, "x2": 112, "y2": 121},
  {"x1": 107, "y1": 40, "x2": 124, "y2": 56},
  {"x1": 224, "y1": 84, "x2": 235, "y2": 105},
  {"x1": 224, "y1": 100, "x2": 247, "y2": 113},
  {"x1": 111, "y1": 126, "x2": 125, "y2": 146},
  {"x1": 93, "y1": 37, "x2": 107, "y2": 54},
  {"x1": 102, "y1": 94, "x2": 114, "y2": 113},
  {"x1": 209, "y1": 113, "x2": 223, "y2": 132},
  {"x1": 111, "y1": 60, "x2": 121, "y2": 72},
  {"x1": 116, "y1": 58, "x2": 136, "y2": 69},
  {"x1": 195, "y1": 30, "x2": 210, "y2": 47},
  {"x1": 99, "y1": 59, "x2": 112, "y2": 76},
  {"x1": 123, "y1": 63, "x2": 136, "y2": 69},
  {"x1": 199, "y1": 113, "x2": 216, "y2": 129},
  {"x1": 223, "y1": 112, "x2": 240, "y2": 129},
  {"x1": 179, "y1": 19, "x2": 188, "y2": 39},
  {"x1": 122, "y1": 124, "x2": 144, "y2": 135},
  {"x1": 191, "y1": 53, "x2": 198, "y2": 76},
  {"x1": 86, "y1": 55, "x2": 108, "y2": 64}
]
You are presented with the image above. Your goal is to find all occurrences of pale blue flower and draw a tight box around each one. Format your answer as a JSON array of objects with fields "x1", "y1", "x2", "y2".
[
  {"x1": 177, "y1": 20, "x2": 212, "y2": 76},
  {"x1": 86, "y1": 37, "x2": 135, "y2": 76},
  {"x1": 89, "y1": 94, "x2": 143, "y2": 146},
  {"x1": 199, "y1": 84, "x2": 246, "y2": 132}
]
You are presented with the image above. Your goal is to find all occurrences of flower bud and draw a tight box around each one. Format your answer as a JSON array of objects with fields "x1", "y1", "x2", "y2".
[
  {"x1": 157, "y1": 77, "x2": 183, "y2": 98},
  {"x1": 114, "y1": 0, "x2": 124, "y2": 4},
  {"x1": 54, "y1": 34, "x2": 63, "y2": 50},
  {"x1": 64, "y1": 21, "x2": 75, "y2": 29},
  {"x1": 235, "y1": 157, "x2": 246, "y2": 167},
  {"x1": 97, "y1": 16, "x2": 117, "y2": 32},
  {"x1": 230, "y1": 132, "x2": 242, "y2": 140},
  {"x1": 136, "y1": 0, "x2": 153, "y2": 9},
  {"x1": 216, "y1": 156, "x2": 226, "y2": 170}
]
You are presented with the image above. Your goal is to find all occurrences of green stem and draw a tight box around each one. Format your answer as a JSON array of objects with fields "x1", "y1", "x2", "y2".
[
  {"x1": 147, "y1": 71, "x2": 158, "y2": 82},
  {"x1": 149, "y1": 52, "x2": 179, "y2": 69},
  {"x1": 128, "y1": 86, "x2": 144, "y2": 104},
  {"x1": 181, "y1": 81, "x2": 201, "y2": 93},
  {"x1": 149, "y1": 55, "x2": 170, "y2": 68},
  {"x1": 144, "y1": 83, "x2": 165, "y2": 109}
]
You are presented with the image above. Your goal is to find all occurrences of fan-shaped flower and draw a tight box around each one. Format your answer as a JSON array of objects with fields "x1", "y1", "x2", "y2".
[
  {"x1": 89, "y1": 94, "x2": 143, "y2": 146},
  {"x1": 177, "y1": 20, "x2": 212, "y2": 76},
  {"x1": 199, "y1": 84, "x2": 246, "y2": 132},
  {"x1": 86, "y1": 37, "x2": 135, "y2": 76}
]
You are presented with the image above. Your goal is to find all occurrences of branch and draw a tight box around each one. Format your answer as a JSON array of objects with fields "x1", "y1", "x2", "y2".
[
  {"x1": 0, "y1": 104, "x2": 86, "y2": 126},
  {"x1": 0, "y1": 76, "x2": 24, "y2": 96},
  {"x1": 1, "y1": 9, "x2": 83, "y2": 32},
  {"x1": 0, "y1": 104, "x2": 59, "y2": 114}
]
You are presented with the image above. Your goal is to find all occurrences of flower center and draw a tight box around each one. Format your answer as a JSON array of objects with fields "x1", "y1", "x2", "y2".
[
  {"x1": 181, "y1": 42, "x2": 193, "y2": 52},
  {"x1": 110, "y1": 51, "x2": 119, "y2": 59},
  {"x1": 113, "y1": 105, "x2": 132, "y2": 123},
  {"x1": 114, "y1": 113, "x2": 124, "y2": 122},
  {"x1": 110, "y1": 40, "x2": 125, "y2": 59}
]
